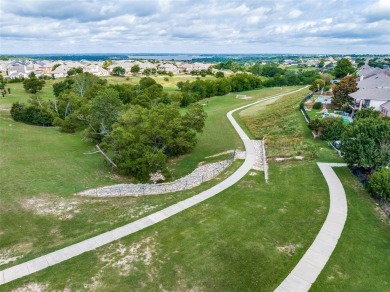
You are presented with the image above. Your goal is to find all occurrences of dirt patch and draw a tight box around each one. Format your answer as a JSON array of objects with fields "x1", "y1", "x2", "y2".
[
  {"x1": 11, "y1": 283, "x2": 48, "y2": 292},
  {"x1": 205, "y1": 150, "x2": 233, "y2": 159},
  {"x1": 99, "y1": 236, "x2": 157, "y2": 276},
  {"x1": 20, "y1": 196, "x2": 81, "y2": 220},
  {"x1": 276, "y1": 244, "x2": 302, "y2": 256},
  {"x1": 0, "y1": 242, "x2": 33, "y2": 266},
  {"x1": 249, "y1": 171, "x2": 258, "y2": 176},
  {"x1": 374, "y1": 205, "x2": 390, "y2": 224}
]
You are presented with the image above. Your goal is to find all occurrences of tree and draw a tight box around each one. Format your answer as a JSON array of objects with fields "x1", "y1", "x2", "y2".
[
  {"x1": 53, "y1": 78, "x2": 74, "y2": 97},
  {"x1": 23, "y1": 73, "x2": 45, "y2": 93},
  {"x1": 355, "y1": 107, "x2": 380, "y2": 120},
  {"x1": 112, "y1": 66, "x2": 126, "y2": 76},
  {"x1": 369, "y1": 168, "x2": 390, "y2": 201},
  {"x1": 215, "y1": 71, "x2": 224, "y2": 78},
  {"x1": 86, "y1": 88, "x2": 123, "y2": 140},
  {"x1": 340, "y1": 117, "x2": 390, "y2": 170},
  {"x1": 309, "y1": 79, "x2": 325, "y2": 92},
  {"x1": 332, "y1": 76, "x2": 358, "y2": 108},
  {"x1": 103, "y1": 103, "x2": 206, "y2": 180},
  {"x1": 72, "y1": 72, "x2": 106, "y2": 97},
  {"x1": 143, "y1": 68, "x2": 152, "y2": 76},
  {"x1": 67, "y1": 67, "x2": 83, "y2": 76},
  {"x1": 102, "y1": 59, "x2": 112, "y2": 69},
  {"x1": 131, "y1": 64, "x2": 140, "y2": 75},
  {"x1": 333, "y1": 58, "x2": 356, "y2": 78}
]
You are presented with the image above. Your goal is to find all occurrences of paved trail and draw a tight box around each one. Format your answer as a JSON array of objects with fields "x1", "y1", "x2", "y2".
[
  {"x1": 275, "y1": 163, "x2": 348, "y2": 292},
  {"x1": 0, "y1": 87, "x2": 307, "y2": 286}
]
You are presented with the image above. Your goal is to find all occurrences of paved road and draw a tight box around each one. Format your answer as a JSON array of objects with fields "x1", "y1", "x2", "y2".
[
  {"x1": 0, "y1": 87, "x2": 307, "y2": 285},
  {"x1": 275, "y1": 163, "x2": 348, "y2": 292}
]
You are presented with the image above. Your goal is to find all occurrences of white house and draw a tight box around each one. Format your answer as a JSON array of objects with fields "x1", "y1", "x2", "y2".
[{"x1": 349, "y1": 71, "x2": 390, "y2": 117}]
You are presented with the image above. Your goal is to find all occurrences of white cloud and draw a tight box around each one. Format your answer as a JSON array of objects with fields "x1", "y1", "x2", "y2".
[
  {"x1": 0, "y1": 0, "x2": 389, "y2": 54},
  {"x1": 288, "y1": 9, "x2": 302, "y2": 19}
]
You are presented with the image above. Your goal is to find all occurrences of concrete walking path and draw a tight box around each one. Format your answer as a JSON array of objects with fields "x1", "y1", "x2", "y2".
[
  {"x1": 0, "y1": 87, "x2": 307, "y2": 285},
  {"x1": 275, "y1": 163, "x2": 348, "y2": 292}
]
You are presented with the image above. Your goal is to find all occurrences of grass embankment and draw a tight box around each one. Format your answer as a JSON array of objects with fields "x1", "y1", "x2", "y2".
[
  {"x1": 238, "y1": 87, "x2": 341, "y2": 162},
  {"x1": 239, "y1": 87, "x2": 390, "y2": 290},
  {"x1": 170, "y1": 86, "x2": 302, "y2": 177},
  {"x1": 2, "y1": 162, "x2": 330, "y2": 291},
  {"x1": 0, "y1": 82, "x2": 297, "y2": 269},
  {"x1": 1, "y1": 86, "x2": 330, "y2": 291},
  {"x1": 312, "y1": 167, "x2": 390, "y2": 291}
]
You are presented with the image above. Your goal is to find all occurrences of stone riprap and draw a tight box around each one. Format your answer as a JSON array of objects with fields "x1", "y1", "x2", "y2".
[
  {"x1": 251, "y1": 140, "x2": 265, "y2": 171},
  {"x1": 79, "y1": 159, "x2": 234, "y2": 197},
  {"x1": 78, "y1": 145, "x2": 265, "y2": 198}
]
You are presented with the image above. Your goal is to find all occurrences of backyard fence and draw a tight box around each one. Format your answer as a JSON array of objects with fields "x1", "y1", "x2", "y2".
[{"x1": 300, "y1": 93, "x2": 313, "y2": 123}]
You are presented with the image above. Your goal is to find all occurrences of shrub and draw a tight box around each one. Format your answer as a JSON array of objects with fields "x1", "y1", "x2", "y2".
[
  {"x1": 312, "y1": 102, "x2": 322, "y2": 110},
  {"x1": 11, "y1": 102, "x2": 54, "y2": 126},
  {"x1": 369, "y1": 168, "x2": 390, "y2": 201}
]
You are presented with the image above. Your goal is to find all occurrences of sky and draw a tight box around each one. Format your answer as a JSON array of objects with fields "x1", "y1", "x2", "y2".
[{"x1": 1, "y1": 0, "x2": 390, "y2": 55}]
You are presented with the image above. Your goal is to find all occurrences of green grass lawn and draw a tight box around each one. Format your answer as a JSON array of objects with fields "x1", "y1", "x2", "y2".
[
  {"x1": 0, "y1": 83, "x2": 298, "y2": 269},
  {"x1": 2, "y1": 81, "x2": 388, "y2": 291},
  {"x1": 311, "y1": 167, "x2": 390, "y2": 291},
  {"x1": 170, "y1": 86, "x2": 303, "y2": 178},
  {"x1": 1, "y1": 161, "x2": 330, "y2": 291}
]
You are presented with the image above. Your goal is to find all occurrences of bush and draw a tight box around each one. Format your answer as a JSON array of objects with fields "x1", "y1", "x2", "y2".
[
  {"x1": 369, "y1": 168, "x2": 390, "y2": 201},
  {"x1": 11, "y1": 102, "x2": 54, "y2": 126},
  {"x1": 312, "y1": 102, "x2": 322, "y2": 110}
]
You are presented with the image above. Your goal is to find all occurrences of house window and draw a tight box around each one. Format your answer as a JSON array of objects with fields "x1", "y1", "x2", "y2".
[{"x1": 363, "y1": 100, "x2": 371, "y2": 108}]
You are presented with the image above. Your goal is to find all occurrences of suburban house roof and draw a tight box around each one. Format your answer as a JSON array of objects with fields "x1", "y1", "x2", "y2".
[
  {"x1": 357, "y1": 72, "x2": 390, "y2": 88},
  {"x1": 350, "y1": 87, "x2": 390, "y2": 101},
  {"x1": 381, "y1": 100, "x2": 390, "y2": 111}
]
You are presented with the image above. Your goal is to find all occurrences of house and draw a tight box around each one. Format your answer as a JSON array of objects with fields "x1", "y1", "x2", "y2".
[
  {"x1": 349, "y1": 71, "x2": 390, "y2": 117},
  {"x1": 158, "y1": 63, "x2": 180, "y2": 74},
  {"x1": 380, "y1": 101, "x2": 390, "y2": 117},
  {"x1": 84, "y1": 64, "x2": 109, "y2": 76}
]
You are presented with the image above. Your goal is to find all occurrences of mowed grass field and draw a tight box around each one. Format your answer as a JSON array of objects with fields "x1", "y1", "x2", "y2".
[
  {"x1": 0, "y1": 81, "x2": 300, "y2": 269},
  {"x1": 2, "y1": 79, "x2": 388, "y2": 291},
  {"x1": 2, "y1": 162, "x2": 331, "y2": 291}
]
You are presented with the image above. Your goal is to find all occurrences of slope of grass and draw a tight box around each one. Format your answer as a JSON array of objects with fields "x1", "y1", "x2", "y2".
[
  {"x1": 170, "y1": 86, "x2": 303, "y2": 178},
  {"x1": 1, "y1": 161, "x2": 329, "y2": 291},
  {"x1": 0, "y1": 83, "x2": 298, "y2": 269},
  {"x1": 311, "y1": 167, "x2": 390, "y2": 291}
]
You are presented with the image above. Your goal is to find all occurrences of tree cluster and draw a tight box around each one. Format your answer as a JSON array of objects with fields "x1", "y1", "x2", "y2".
[{"x1": 11, "y1": 73, "x2": 207, "y2": 181}]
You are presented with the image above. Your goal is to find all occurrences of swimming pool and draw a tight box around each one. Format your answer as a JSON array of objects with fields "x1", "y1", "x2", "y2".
[{"x1": 316, "y1": 96, "x2": 332, "y2": 104}]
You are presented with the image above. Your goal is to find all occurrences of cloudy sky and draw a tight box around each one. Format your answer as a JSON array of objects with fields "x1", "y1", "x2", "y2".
[{"x1": 1, "y1": 0, "x2": 390, "y2": 54}]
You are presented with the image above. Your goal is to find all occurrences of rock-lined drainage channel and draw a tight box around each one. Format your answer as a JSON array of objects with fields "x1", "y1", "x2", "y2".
[
  {"x1": 0, "y1": 87, "x2": 307, "y2": 286},
  {"x1": 79, "y1": 141, "x2": 265, "y2": 197}
]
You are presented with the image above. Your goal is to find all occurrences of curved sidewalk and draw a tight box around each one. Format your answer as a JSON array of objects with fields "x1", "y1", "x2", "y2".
[
  {"x1": 275, "y1": 163, "x2": 348, "y2": 292},
  {"x1": 0, "y1": 87, "x2": 307, "y2": 285}
]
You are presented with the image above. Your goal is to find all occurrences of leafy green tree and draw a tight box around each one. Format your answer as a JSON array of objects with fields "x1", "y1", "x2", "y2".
[
  {"x1": 67, "y1": 67, "x2": 83, "y2": 76},
  {"x1": 86, "y1": 88, "x2": 123, "y2": 140},
  {"x1": 102, "y1": 59, "x2": 112, "y2": 69},
  {"x1": 249, "y1": 63, "x2": 262, "y2": 76},
  {"x1": 112, "y1": 66, "x2": 126, "y2": 76},
  {"x1": 72, "y1": 72, "x2": 106, "y2": 97},
  {"x1": 23, "y1": 73, "x2": 45, "y2": 93},
  {"x1": 320, "y1": 118, "x2": 344, "y2": 141},
  {"x1": 355, "y1": 107, "x2": 380, "y2": 120},
  {"x1": 341, "y1": 117, "x2": 390, "y2": 170},
  {"x1": 52, "y1": 63, "x2": 61, "y2": 71},
  {"x1": 309, "y1": 79, "x2": 325, "y2": 92},
  {"x1": 369, "y1": 168, "x2": 390, "y2": 201},
  {"x1": 131, "y1": 64, "x2": 140, "y2": 75},
  {"x1": 333, "y1": 58, "x2": 356, "y2": 78},
  {"x1": 332, "y1": 76, "x2": 358, "y2": 108},
  {"x1": 143, "y1": 68, "x2": 152, "y2": 76},
  {"x1": 215, "y1": 71, "x2": 224, "y2": 78},
  {"x1": 53, "y1": 78, "x2": 74, "y2": 97},
  {"x1": 103, "y1": 103, "x2": 206, "y2": 180}
]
